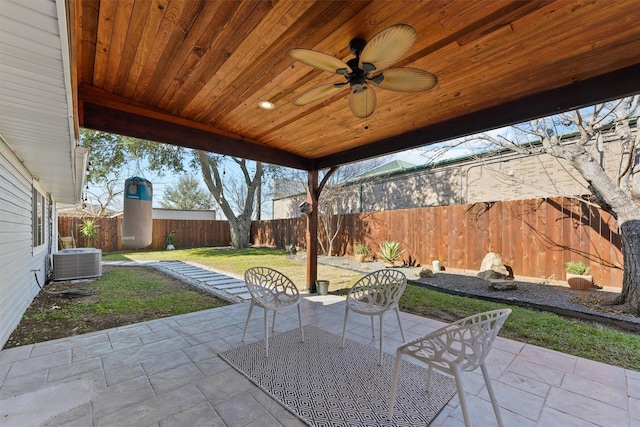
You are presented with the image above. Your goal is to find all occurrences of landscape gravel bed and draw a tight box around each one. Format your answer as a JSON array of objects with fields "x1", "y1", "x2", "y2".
[{"x1": 316, "y1": 255, "x2": 640, "y2": 332}]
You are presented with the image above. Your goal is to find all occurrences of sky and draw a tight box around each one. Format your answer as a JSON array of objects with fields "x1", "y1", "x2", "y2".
[
  {"x1": 85, "y1": 97, "x2": 634, "y2": 218},
  {"x1": 85, "y1": 124, "x2": 508, "y2": 217},
  {"x1": 86, "y1": 138, "x2": 485, "y2": 217}
]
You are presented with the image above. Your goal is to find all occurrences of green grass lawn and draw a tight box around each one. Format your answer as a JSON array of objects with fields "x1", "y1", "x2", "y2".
[
  {"x1": 104, "y1": 247, "x2": 640, "y2": 371},
  {"x1": 107, "y1": 246, "x2": 362, "y2": 291}
]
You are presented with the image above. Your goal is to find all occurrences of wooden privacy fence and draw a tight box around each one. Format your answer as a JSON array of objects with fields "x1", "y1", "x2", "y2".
[
  {"x1": 59, "y1": 196, "x2": 623, "y2": 287},
  {"x1": 252, "y1": 197, "x2": 624, "y2": 288},
  {"x1": 58, "y1": 217, "x2": 231, "y2": 252}
]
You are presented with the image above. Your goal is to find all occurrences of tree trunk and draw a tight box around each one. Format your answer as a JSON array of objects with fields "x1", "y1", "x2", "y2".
[
  {"x1": 614, "y1": 220, "x2": 640, "y2": 314},
  {"x1": 319, "y1": 214, "x2": 334, "y2": 256},
  {"x1": 569, "y1": 150, "x2": 640, "y2": 312},
  {"x1": 256, "y1": 183, "x2": 261, "y2": 220},
  {"x1": 197, "y1": 151, "x2": 262, "y2": 249},
  {"x1": 229, "y1": 217, "x2": 252, "y2": 249}
]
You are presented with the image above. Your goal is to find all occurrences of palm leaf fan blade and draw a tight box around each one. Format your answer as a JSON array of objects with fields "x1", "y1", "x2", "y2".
[
  {"x1": 294, "y1": 83, "x2": 347, "y2": 106},
  {"x1": 359, "y1": 24, "x2": 417, "y2": 72},
  {"x1": 349, "y1": 87, "x2": 377, "y2": 118},
  {"x1": 288, "y1": 48, "x2": 351, "y2": 74},
  {"x1": 374, "y1": 68, "x2": 438, "y2": 92}
]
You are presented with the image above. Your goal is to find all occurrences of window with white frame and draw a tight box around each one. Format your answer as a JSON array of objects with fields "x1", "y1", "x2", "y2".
[{"x1": 32, "y1": 187, "x2": 45, "y2": 247}]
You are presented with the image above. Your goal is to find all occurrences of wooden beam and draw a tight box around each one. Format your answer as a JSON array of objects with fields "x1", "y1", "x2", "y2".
[
  {"x1": 316, "y1": 63, "x2": 640, "y2": 168},
  {"x1": 306, "y1": 169, "x2": 319, "y2": 293},
  {"x1": 81, "y1": 102, "x2": 310, "y2": 170}
]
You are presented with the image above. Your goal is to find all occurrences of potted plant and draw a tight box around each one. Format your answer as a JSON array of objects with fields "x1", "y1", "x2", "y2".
[
  {"x1": 79, "y1": 218, "x2": 98, "y2": 248},
  {"x1": 166, "y1": 231, "x2": 176, "y2": 250},
  {"x1": 354, "y1": 242, "x2": 371, "y2": 263},
  {"x1": 377, "y1": 241, "x2": 404, "y2": 267},
  {"x1": 565, "y1": 261, "x2": 593, "y2": 290}
]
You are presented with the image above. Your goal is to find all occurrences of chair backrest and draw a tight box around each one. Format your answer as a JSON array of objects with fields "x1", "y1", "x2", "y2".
[
  {"x1": 438, "y1": 309, "x2": 511, "y2": 371},
  {"x1": 347, "y1": 269, "x2": 407, "y2": 309},
  {"x1": 244, "y1": 267, "x2": 299, "y2": 304}
]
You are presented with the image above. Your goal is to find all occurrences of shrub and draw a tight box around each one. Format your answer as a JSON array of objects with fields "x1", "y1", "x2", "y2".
[
  {"x1": 354, "y1": 242, "x2": 371, "y2": 256},
  {"x1": 565, "y1": 261, "x2": 590, "y2": 275}
]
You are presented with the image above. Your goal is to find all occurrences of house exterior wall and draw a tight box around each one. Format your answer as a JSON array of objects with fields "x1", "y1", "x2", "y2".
[
  {"x1": 463, "y1": 143, "x2": 633, "y2": 202},
  {"x1": 272, "y1": 135, "x2": 638, "y2": 218},
  {"x1": 359, "y1": 167, "x2": 463, "y2": 211},
  {"x1": 465, "y1": 152, "x2": 588, "y2": 203},
  {"x1": 0, "y1": 141, "x2": 52, "y2": 348}
]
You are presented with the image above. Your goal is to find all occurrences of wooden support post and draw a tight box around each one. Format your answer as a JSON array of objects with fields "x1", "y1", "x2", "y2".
[{"x1": 306, "y1": 169, "x2": 318, "y2": 292}]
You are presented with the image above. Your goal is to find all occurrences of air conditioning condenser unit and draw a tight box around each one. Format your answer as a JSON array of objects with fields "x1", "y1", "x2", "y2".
[{"x1": 53, "y1": 248, "x2": 102, "y2": 281}]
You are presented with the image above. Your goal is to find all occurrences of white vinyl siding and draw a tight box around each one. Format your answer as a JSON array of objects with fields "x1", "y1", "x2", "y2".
[
  {"x1": 0, "y1": 0, "x2": 77, "y2": 349},
  {"x1": 0, "y1": 141, "x2": 48, "y2": 348}
]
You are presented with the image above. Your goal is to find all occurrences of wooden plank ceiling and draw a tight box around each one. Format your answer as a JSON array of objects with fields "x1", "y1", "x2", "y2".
[{"x1": 72, "y1": 0, "x2": 640, "y2": 171}]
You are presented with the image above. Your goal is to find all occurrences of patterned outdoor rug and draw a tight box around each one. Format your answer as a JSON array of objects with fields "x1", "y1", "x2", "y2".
[{"x1": 220, "y1": 326, "x2": 456, "y2": 426}]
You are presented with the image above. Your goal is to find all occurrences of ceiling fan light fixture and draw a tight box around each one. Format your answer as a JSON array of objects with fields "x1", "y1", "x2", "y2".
[
  {"x1": 258, "y1": 100, "x2": 275, "y2": 110},
  {"x1": 288, "y1": 23, "x2": 437, "y2": 119}
]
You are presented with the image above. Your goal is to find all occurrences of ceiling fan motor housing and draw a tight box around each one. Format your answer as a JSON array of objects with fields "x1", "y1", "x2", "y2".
[
  {"x1": 349, "y1": 38, "x2": 367, "y2": 56},
  {"x1": 346, "y1": 57, "x2": 367, "y2": 93}
]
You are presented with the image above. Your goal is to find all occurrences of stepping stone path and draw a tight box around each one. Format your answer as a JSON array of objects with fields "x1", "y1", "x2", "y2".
[
  {"x1": 105, "y1": 260, "x2": 250, "y2": 303},
  {"x1": 156, "y1": 261, "x2": 251, "y2": 303}
]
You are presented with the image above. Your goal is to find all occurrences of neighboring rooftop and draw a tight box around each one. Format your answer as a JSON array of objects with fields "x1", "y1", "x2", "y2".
[{"x1": 352, "y1": 160, "x2": 419, "y2": 181}]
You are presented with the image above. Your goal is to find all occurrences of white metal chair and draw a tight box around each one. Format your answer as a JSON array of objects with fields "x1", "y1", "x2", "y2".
[
  {"x1": 387, "y1": 308, "x2": 512, "y2": 427},
  {"x1": 242, "y1": 267, "x2": 304, "y2": 357},
  {"x1": 341, "y1": 269, "x2": 407, "y2": 365}
]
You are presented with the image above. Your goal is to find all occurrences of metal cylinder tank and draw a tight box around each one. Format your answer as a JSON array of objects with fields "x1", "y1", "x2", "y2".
[{"x1": 121, "y1": 177, "x2": 153, "y2": 249}]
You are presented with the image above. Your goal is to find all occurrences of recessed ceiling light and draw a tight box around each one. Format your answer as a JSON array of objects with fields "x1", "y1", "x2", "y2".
[{"x1": 258, "y1": 100, "x2": 275, "y2": 110}]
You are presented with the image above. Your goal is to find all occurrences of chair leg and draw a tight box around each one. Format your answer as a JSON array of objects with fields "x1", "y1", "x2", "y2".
[
  {"x1": 263, "y1": 308, "x2": 269, "y2": 358},
  {"x1": 394, "y1": 305, "x2": 405, "y2": 342},
  {"x1": 341, "y1": 307, "x2": 349, "y2": 348},
  {"x1": 272, "y1": 310, "x2": 277, "y2": 333},
  {"x1": 297, "y1": 305, "x2": 305, "y2": 343},
  {"x1": 242, "y1": 302, "x2": 255, "y2": 342},
  {"x1": 481, "y1": 362, "x2": 504, "y2": 427},
  {"x1": 378, "y1": 314, "x2": 384, "y2": 365},
  {"x1": 453, "y1": 368, "x2": 471, "y2": 427},
  {"x1": 370, "y1": 315, "x2": 375, "y2": 338},
  {"x1": 387, "y1": 349, "x2": 403, "y2": 420}
]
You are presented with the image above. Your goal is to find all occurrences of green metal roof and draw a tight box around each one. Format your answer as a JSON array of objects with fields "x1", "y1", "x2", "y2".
[{"x1": 353, "y1": 160, "x2": 418, "y2": 180}]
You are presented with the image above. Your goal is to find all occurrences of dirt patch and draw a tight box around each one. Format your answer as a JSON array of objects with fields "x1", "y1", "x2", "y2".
[
  {"x1": 569, "y1": 293, "x2": 639, "y2": 317},
  {"x1": 5, "y1": 280, "x2": 113, "y2": 348},
  {"x1": 3, "y1": 266, "x2": 227, "y2": 349}
]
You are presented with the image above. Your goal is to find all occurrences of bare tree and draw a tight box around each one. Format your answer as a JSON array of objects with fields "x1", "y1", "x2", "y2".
[
  {"x1": 197, "y1": 152, "x2": 263, "y2": 248},
  {"x1": 317, "y1": 178, "x2": 345, "y2": 257},
  {"x1": 284, "y1": 158, "x2": 387, "y2": 256},
  {"x1": 83, "y1": 175, "x2": 123, "y2": 216},
  {"x1": 81, "y1": 129, "x2": 186, "y2": 216},
  {"x1": 473, "y1": 96, "x2": 640, "y2": 313}
]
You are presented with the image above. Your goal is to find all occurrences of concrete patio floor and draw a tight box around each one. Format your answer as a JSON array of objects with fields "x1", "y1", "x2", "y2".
[{"x1": 1, "y1": 293, "x2": 638, "y2": 426}]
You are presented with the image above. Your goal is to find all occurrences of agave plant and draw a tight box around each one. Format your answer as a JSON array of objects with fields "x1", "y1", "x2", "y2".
[
  {"x1": 377, "y1": 241, "x2": 404, "y2": 265},
  {"x1": 354, "y1": 242, "x2": 371, "y2": 256}
]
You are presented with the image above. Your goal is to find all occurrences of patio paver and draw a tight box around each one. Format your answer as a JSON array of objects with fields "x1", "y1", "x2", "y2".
[{"x1": 0, "y1": 294, "x2": 636, "y2": 426}]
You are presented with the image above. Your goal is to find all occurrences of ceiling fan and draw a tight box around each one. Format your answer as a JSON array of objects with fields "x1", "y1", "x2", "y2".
[{"x1": 288, "y1": 24, "x2": 437, "y2": 119}]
